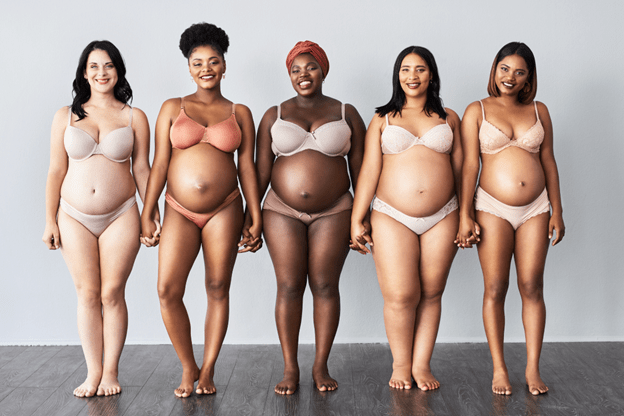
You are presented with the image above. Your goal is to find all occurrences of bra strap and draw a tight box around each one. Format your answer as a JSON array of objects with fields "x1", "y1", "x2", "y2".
[
  {"x1": 67, "y1": 107, "x2": 72, "y2": 126},
  {"x1": 180, "y1": 97, "x2": 184, "y2": 109},
  {"x1": 231, "y1": 103, "x2": 236, "y2": 114},
  {"x1": 533, "y1": 102, "x2": 540, "y2": 121},
  {"x1": 341, "y1": 103, "x2": 346, "y2": 120},
  {"x1": 479, "y1": 100, "x2": 486, "y2": 120},
  {"x1": 276, "y1": 104, "x2": 281, "y2": 119},
  {"x1": 128, "y1": 107, "x2": 133, "y2": 126},
  {"x1": 385, "y1": 113, "x2": 390, "y2": 125}
]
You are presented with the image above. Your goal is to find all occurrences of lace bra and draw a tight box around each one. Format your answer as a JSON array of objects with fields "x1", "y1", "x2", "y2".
[
  {"x1": 381, "y1": 114, "x2": 453, "y2": 154},
  {"x1": 270, "y1": 103, "x2": 351, "y2": 157},
  {"x1": 64, "y1": 107, "x2": 134, "y2": 162},
  {"x1": 478, "y1": 100, "x2": 544, "y2": 154}
]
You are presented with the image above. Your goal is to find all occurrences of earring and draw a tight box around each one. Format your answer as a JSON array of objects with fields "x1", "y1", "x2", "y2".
[
  {"x1": 222, "y1": 73, "x2": 226, "y2": 80},
  {"x1": 523, "y1": 82, "x2": 530, "y2": 93},
  {"x1": 190, "y1": 76, "x2": 194, "y2": 83}
]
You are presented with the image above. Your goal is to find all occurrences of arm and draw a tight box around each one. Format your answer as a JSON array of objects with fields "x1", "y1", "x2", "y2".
[
  {"x1": 42, "y1": 107, "x2": 70, "y2": 250},
  {"x1": 345, "y1": 104, "x2": 367, "y2": 191},
  {"x1": 537, "y1": 101, "x2": 565, "y2": 246},
  {"x1": 139, "y1": 99, "x2": 177, "y2": 246},
  {"x1": 456, "y1": 102, "x2": 482, "y2": 248},
  {"x1": 350, "y1": 114, "x2": 384, "y2": 255},
  {"x1": 235, "y1": 104, "x2": 263, "y2": 253},
  {"x1": 446, "y1": 108, "x2": 463, "y2": 206}
]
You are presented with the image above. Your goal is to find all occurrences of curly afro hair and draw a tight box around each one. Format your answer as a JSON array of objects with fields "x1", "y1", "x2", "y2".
[{"x1": 179, "y1": 22, "x2": 229, "y2": 59}]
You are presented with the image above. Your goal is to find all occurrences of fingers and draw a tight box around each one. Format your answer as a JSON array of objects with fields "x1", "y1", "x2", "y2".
[
  {"x1": 238, "y1": 234, "x2": 263, "y2": 253},
  {"x1": 154, "y1": 220, "x2": 162, "y2": 238}
]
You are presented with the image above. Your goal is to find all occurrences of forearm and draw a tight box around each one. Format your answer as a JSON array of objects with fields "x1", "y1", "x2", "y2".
[
  {"x1": 141, "y1": 163, "x2": 168, "y2": 219},
  {"x1": 459, "y1": 162, "x2": 479, "y2": 219},
  {"x1": 351, "y1": 170, "x2": 379, "y2": 224},
  {"x1": 132, "y1": 162, "x2": 151, "y2": 203},
  {"x1": 45, "y1": 172, "x2": 64, "y2": 224},
  {"x1": 543, "y1": 161, "x2": 563, "y2": 215},
  {"x1": 238, "y1": 164, "x2": 263, "y2": 223}
]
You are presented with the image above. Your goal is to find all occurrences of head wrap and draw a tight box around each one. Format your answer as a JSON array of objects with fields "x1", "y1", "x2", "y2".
[{"x1": 286, "y1": 41, "x2": 329, "y2": 78}]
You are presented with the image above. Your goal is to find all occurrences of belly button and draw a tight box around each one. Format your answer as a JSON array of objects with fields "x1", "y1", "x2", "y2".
[
  {"x1": 520, "y1": 182, "x2": 525, "y2": 187},
  {"x1": 300, "y1": 192, "x2": 310, "y2": 199},
  {"x1": 92, "y1": 189, "x2": 96, "y2": 194}
]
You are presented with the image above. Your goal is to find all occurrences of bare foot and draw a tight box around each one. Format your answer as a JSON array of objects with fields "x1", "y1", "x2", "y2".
[
  {"x1": 492, "y1": 369, "x2": 512, "y2": 395},
  {"x1": 275, "y1": 368, "x2": 299, "y2": 395},
  {"x1": 412, "y1": 367, "x2": 440, "y2": 391},
  {"x1": 389, "y1": 366, "x2": 412, "y2": 390},
  {"x1": 196, "y1": 366, "x2": 216, "y2": 395},
  {"x1": 312, "y1": 363, "x2": 337, "y2": 392},
  {"x1": 526, "y1": 369, "x2": 548, "y2": 395},
  {"x1": 97, "y1": 373, "x2": 121, "y2": 396},
  {"x1": 175, "y1": 366, "x2": 199, "y2": 398},
  {"x1": 73, "y1": 375, "x2": 100, "y2": 398}
]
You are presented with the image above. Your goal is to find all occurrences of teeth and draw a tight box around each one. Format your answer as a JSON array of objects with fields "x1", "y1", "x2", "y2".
[
  {"x1": 503, "y1": 82, "x2": 514, "y2": 87},
  {"x1": 299, "y1": 81, "x2": 311, "y2": 86}
]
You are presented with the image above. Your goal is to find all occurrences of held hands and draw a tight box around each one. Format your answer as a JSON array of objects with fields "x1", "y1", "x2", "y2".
[
  {"x1": 140, "y1": 213, "x2": 162, "y2": 247},
  {"x1": 455, "y1": 217, "x2": 481, "y2": 249},
  {"x1": 350, "y1": 220, "x2": 373, "y2": 255},
  {"x1": 238, "y1": 212, "x2": 263, "y2": 253},
  {"x1": 549, "y1": 212, "x2": 565, "y2": 246},
  {"x1": 42, "y1": 222, "x2": 60, "y2": 250}
]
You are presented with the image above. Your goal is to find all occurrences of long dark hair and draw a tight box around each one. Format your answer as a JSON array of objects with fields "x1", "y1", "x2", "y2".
[
  {"x1": 376, "y1": 46, "x2": 446, "y2": 120},
  {"x1": 487, "y1": 42, "x2": 537, "y2": 104},
  {"x1": 71, "y1": 40, "x2": 132, "y2": 120}
]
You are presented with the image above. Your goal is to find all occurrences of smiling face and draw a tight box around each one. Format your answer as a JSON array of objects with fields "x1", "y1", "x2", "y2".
[
  {"x1": 495, "y1": 54, "x2": 529, "y2": 97},
  {"x1": 289, "y1": 53, "x2": 323, "y2": 96},
  {"x1": 84, "y1": 49, "x2": 117, "y2": 93},
  {"x1": 188, "y1": 45, "x2": 226, "y2": 88},
  {"x1": 398, "y1": 53, "x2": 431, "y2": 97}
]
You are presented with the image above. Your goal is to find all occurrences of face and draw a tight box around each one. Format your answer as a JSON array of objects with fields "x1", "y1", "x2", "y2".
[
  {"x1": 84, "y1": 49, "x2": 117, "y2": 93},
  {"x1": 289, "y1": 53, "x2": 323, "y2": 96},
  {"x1": 398, "y1": 53, "x2": 432, "y2": 97},
  {"x1": 188, "y1": 45, "x2": 226, "y2": 88},
  {"x1": 495, "y1": 54, "x2": 529, "y2": 96}
]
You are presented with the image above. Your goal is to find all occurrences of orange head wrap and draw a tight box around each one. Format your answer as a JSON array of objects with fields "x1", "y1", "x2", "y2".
[{"x1": 286, "y1": 40, "x2": 329, "y2": 78}]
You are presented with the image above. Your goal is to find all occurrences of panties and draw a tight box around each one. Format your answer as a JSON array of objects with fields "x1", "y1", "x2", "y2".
[
  {"x1": 475, "y1": 187, "x2": 550, "y2": 230},
  {"x1": 372, "y1": 195, "x2": 458, "y2": 235},
  {"x1": 59, "y1": 196, "x2": 136, "y2": 237},
  {"x1": 165, "y1": 189, "x2": 241, "y2": 229},
  {"x1": 263, "y1": 188, "x2": 352, "y2": 226}
]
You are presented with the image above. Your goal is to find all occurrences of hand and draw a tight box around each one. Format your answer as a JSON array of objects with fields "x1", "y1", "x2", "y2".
[
  {"x1": 549, "y1": 213, "x2": 565, "y2": 246},
  {"x1": 455, "y1": 217, "x2": 481, "y2": 249},
  {"x1": 350, "y1": 220, "x2": 373, "y2": 255},
  {"x1": 140, "y1": 215, "x2": 161, "y2": 247},
  {"x1": 42, "y1": 222, "x2": 60, "y2": 250},
  {"x1": 238, "y1": 215, "x2": 263, "y2": 253}
]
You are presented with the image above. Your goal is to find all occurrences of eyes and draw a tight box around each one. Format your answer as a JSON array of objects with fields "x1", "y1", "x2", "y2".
[
  {"x1": 500, "y1": 66, "x2": 526, "y2": 76},
  {"x1": 193, "y1": 60, "x2": 220, "y2": 67},
  {"x1": 291, "y1": 65, "x2": 319, "y2": 74},
  {"x1": 89, "y1": 64, "x2": 114, "y2": 70}
]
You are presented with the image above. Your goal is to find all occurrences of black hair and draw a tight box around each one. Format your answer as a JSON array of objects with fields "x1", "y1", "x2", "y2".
[
  {"x1": 376, "y1": 46, "x2": 446, "y2": 120},
  {"x1": 179, "y1": 22, "x2": 229, "y2": 59},
  {"x1": 487, "y1": 42, "x2": 537, "y2": 104},
  {"x1": 71, "y1": 40, "x2": 132, "y2": 121}
]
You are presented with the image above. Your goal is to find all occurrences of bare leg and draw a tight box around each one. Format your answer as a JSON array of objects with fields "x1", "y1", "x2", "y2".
[
  {"x1": 263, "y1": 209, "x2": 308, "y2": 395},
  {"x1": 157, "y1": 204, "x2": 202, "y2": 397},
  {"x1": 476, "y1": 211, "x2": 515, "y2": 395},
  {"x1": 411, "y1": 211, "x2": 458, "y2": 391},
  {"x1": 370, "y1": 210, "x2": 421, "y2": 390},
  {"x1": 196, "y1": 197, "x2": 243, "y2": 395},
  {"x1": 96, "y1": 205, "x2": 140, "y2": 396},
  {"x1": 307, "y1": 210, "x2": 351, "y2": 391},
  {"x1": 58, "y1": 210, "x2": 102, "y2": 398},
  {"x1": 515, "y1": 212, "x2": 550, "y2": 395}
]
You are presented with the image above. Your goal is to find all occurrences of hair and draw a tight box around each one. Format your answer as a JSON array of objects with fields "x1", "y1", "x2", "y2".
[
  {"x1": 71, "y1": 40, "x2": 132, "y2": 121},
  {"x1": 376, "y1": 46, "x2": 446, "y2": 120},
  {"x1": 179, "y1": 22, "x2": 229, "y2": 60},
  {"x1": 487, "y1": 42, "x2": 537, "y2": 104}
]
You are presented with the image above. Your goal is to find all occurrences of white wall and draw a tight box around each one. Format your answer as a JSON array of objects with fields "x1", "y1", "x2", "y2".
[{"x1": 1, "y1": 0, "x2": 622, "y2": 345}]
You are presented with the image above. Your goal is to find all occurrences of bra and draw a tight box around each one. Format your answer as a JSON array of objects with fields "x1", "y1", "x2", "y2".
[
  {"x1": 381, "y1": 114, "x2": 453, "y2": 154},
  {"x1": 270, "y1": 103, "x2": 351, "y2": 157},
  {"x1": 478, "y1": 100, "x2": 544, "y2": 154},
  {"x1": 170, "y1": 100, "x2": 241, "y2": 153},
  {"x1": 64, "y1": 107, "x2": 134, "y2": 162}
]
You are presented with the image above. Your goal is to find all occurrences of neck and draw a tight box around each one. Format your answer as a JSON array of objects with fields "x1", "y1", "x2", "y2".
[
  {"x1": 403, "y1": 93, "x2": 428, "y2": 112},
  {"x1": 496, "y1": 94, "x2": 522, "y2": 107},
  {"x1": 86, "y1": 91, "x2": 119, "y2": 108},
  {"x1": 194, "y1": 86, "x2": 223, "y2": 103},
  {"x1": 294, "y1": 91, "x2": 325, "y2": 108}
]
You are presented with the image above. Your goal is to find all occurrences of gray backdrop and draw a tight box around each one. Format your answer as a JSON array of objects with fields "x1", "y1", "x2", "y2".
[{"x1": 1, "y1": 0, "x2": 622, "y2": 345}]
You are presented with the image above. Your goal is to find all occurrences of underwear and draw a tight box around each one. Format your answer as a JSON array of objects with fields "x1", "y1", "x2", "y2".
[
  {"x1": 475, "y1": 187, "x2": 550, "y2": 230},
  {"x1": 381, "y1": 114, "x2": 452, "y2": 155},
  {"x1": 372, "y1": 195, "x2": 458, "y2": 235},
  {"x1": 263, "y1": 188, "x2": 352, "y2": 226},
  {"x1": 59, "y1": 196, "x2": 137, "y2": 237},
  {"x1": 165, "y1": 188, "x2": 241, "y2": 229},
  {"x1": 479, "y1": 100, "x2": 543, "y2": 155}
]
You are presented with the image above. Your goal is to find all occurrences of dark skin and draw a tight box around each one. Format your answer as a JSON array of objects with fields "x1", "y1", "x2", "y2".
[{"x1": 254, "y1": 53, "x2": 366, "y2": 394}]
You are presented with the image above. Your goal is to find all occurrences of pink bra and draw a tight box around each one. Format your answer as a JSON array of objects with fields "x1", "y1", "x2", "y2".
[
  {"x1": 64, "y1": 107, "x2": 134, "y2": 162},
  {"x1": 270, "y1": 103, "x2": 351, "y2": 157},
  {"x1": 170, "y1": 101, "x2": 241, "y2": 153},
  {"x1": 381, "y1": 114, "x2": 453, "y2": 154},
  {"x1": 478, "y1": 101, "x2": 544, "y2": 154}
]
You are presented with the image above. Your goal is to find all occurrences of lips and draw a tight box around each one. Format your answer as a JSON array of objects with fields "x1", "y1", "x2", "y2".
[
  {"x1": 96, "y1": 79, "x2": 109, "y2": 84},
  {"x1": 406, "y1": 82, "x2": 420, "y2": 89},
  {"x1": 502, "y1": 82, "x2": 515, "y2": 88},
  {"x1": 200, "y1": 75, "x2": 215, "y2": 81},
  {"x1": 299, "y1": 80, "x2": 311, "y2": 87}
]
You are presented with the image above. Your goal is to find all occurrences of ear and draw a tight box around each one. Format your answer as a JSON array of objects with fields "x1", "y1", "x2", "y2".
[{"x1": 223, "y1": 60, "x2": 227, "y2": 74}]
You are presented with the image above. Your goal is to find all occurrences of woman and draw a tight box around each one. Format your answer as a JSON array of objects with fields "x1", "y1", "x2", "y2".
[
  {"x1": 255, "y1": 41, "x2": 366, "y2": 394},
  {"x1": 351, "y1": 46, "x2": 462, "y2": 391},
  {"x1": 43, "y1": 41, "x2": 152, "y2": 397},
  {"x1": 457, "y1": 42, "x2": 565, "y2": 396},
  {"x1": 140, "y1": 22, "x2": 262, "y2": 398}
]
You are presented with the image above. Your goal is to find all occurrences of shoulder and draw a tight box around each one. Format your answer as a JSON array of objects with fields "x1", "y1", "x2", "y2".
[
  {"x1": 52, "y1": 106, "x2": 71, "y2": 127},
  {"x1": 463, "y1": 100, "x2": 484, "y2": 120},
  {"x1": 344, "y1": 103, "x2": 361, "y2": 117},
  {"x1": 368, "y1": 112, "x2": 385, "y2": 129},
  {"x1": 444, "y1": 108, "x2": 460, "y2": 128},
  {"x1": 159, "y1": 98, "x2": 182, "y2": 116},
  {"x1": 261, "y1": 105, "x2": 279, "y2": 124},
  {"x1": 534, "y1": 100, "x2": 550, "y2": 115},
  {"x1": 129, "y1": 107, "x2": 149, "y2": 127},
  {"x1": 233, "y1": 103, "x2": 253, "y2": 124}
]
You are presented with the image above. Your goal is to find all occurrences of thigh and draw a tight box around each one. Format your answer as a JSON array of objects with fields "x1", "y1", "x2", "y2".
[
  {"x1": 476, "y1": 211, "x2": 515, "y2": 287},
  {"x1": 200, "y1": 196, "x2": 244, "y2": 285},
  {"x1": 514, "y1": 212, "x2": 550, "y2": 288},
  {"x1": 418, "y1": 210, "x2": 459, "y2": 296},
  {"x1": 263, "y1": 209, "x2": 309, "y2": 287},
  {"x1": 57, "y1": 209, "x2": 101, "y2": 292},
  {"x1": 98, "y1": 204, "x2": 141, "y2": 292},
  {"x1": 307, "y1": 210, "x2": 351, "y2": 288},
  {"x1": 370, "y1": 210, "x2": 421, "y2": 302}
]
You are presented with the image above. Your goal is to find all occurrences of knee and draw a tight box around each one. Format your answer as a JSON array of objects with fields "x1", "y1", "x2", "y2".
[
  {"x1": 101, "y1": 286, "x2": 125, "y2": 308},
  {"x1": 384, "y1": 291, "x2": 419, "y2": 311},
  {"x1": 484, "y1": 281, "x2": 509, "y2": 303},
  {"x1": 419, "y1": 286, "x2": 445, "y2": 304},
  {"x1": 309, "y1": 279, "x2": 339, "y2": 300},
  {"x1": 75, "y1": 285, "x2": 101, "y2": 308},
  {"x1": 276, "y1": 279, "x2": 306, "y2": 301},
  {"x1": 158, "y1": 282, "x2": 184, "y2": 307},
  {"x1": 205, "y1": 278, "x2": 230, "y2": 301},
  {"x1": 518, "y1": 279, "x2": 544, "y2": 302}
]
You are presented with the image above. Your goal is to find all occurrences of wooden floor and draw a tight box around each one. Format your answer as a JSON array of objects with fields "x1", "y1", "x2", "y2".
[{"x1": 0, "y1": 342, "x2": 622, "y2": 416}]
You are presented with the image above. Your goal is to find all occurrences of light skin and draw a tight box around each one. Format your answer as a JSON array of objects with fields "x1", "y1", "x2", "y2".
[
  {"x1": 254, "y1": 53, "x2": 366, "y2": 394},
  {"x1": 43, "y1": 49, "x2": 153, "y2": 397},
  {"x1": 351, "y1": 53, "x2": 463, "y2": 391},
  {"x1": 457, "y1": 53, "x2": 565, "y2": 396},
  {"x1": 140, "y1": 44, "x2": 262, "y2": 398}
]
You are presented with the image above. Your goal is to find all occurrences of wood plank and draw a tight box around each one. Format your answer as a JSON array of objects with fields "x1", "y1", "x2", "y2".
[
  {"x1": 0, "y1": 347, "x2": 27, "y2": 370},
  {"x1": 194, "y1": 344, "x2": 242, "y2": 387},
  {"x1": 0, "y1": 387, "x2": 14, "y2": 406},
  {"x1": 118, "y1": 344, "x2": 166, "y2": 387},
  {"x1": 0, "y1": 346, "x2": 62, "y2": 388},
  {"x1": 144, "y1": 345, "x2": 182, "y2": 391},
  {"x1": 121, "y1": 388, "x2": 178, "y2": 416},
  {"x1": 30, "y1": 363, "x2": 89, "y2": 416},
  {"x1": 76, "y1": 386, "x2": 142, "y2": 416},
  {"x1": 168, "y1": 388, "x2": 226, "y2": 416},
  {"x1": 0, "y1": 387, "x2": 56, "y2": 416},
  {"x1": 309, "y1": 382, "x2": 356, "y2": 416},
  {"x1": 20, "y1": 345, "x2": 83, "y2": 388},
  {"x1": 262, "y1": 383, "x2": 311, "y2": 416}
]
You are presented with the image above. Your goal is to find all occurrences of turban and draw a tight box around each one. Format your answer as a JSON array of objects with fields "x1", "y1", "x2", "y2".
[{"x1": 285, "y1": 41, "x2": 329, "y2": 78}]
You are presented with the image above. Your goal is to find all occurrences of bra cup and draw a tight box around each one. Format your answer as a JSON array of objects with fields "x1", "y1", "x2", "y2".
[
  {"x1": 99, "y1": 127, "x2": 134, "y2": 161},
  {"x1": 382, "y1": 124, "x2": 452, "y2": 155},
  {"x1": 65, "y1": 129, "x2": 97, "y2": 161},
  {"x1": 314, "y1": 124, "x2": 352, "y2": 155},
  {"x1": 271, "y1": 123, "x2": 308, "y2": 155}
]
